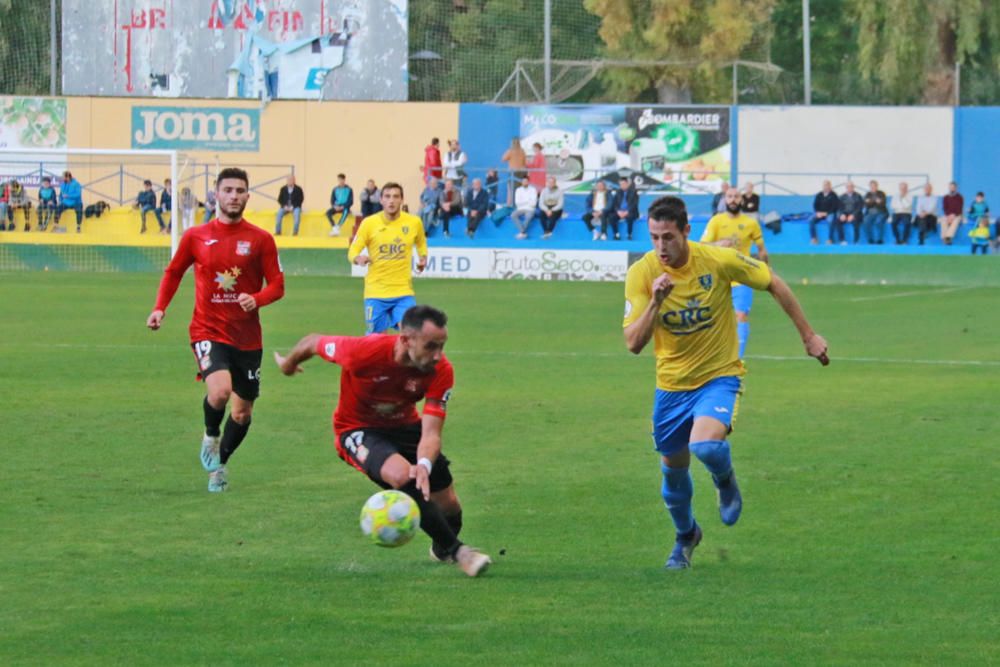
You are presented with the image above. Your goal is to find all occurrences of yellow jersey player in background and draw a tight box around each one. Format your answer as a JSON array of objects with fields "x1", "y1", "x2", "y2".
[
  {"x1": 623, "y1": 196, "x2": 828, "y2": 569},
  {"x1": 348, "y1": 182, "x2": 429, "y2": 334},
  {"x1": 700, "y1": 186, "x2": 769, "y2": 357}
]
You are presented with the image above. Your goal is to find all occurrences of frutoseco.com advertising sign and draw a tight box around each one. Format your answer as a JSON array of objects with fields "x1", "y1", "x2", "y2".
[{"x1": 351, "y1": 248, "x2": 629, "y2": 282}]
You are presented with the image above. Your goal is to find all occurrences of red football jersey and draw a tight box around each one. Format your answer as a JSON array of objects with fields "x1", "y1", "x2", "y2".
[
  {"x1": 316, "y1": 334, "x2": 454, "y2": 435},
  {"x1": 154, "y1": 219, "x2": 284, "y2": 350}
]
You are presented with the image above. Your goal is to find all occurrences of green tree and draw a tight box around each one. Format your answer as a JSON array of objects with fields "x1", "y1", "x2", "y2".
[
  {"x1": 0, "y1": 0, "x2": 58, "y2": 95},
  {"x1": 409, "y1": 0, "x2": 601, "y2": 102},
  {"x1": 851, "y1": 0, "x2": 1000, "y2": 104},
  {"x1": 583, "y1": 0, "x2": 776, "y2": 103}
]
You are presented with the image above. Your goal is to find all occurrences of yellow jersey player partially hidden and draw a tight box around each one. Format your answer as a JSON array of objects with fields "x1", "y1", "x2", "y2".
[
  {"x1": 624, "y1": 196, "x2": 828, "y2": 570},
  {"x1": 348, "y1": 182, "x2": 428, "y2": 334},
  {"x1": 700, "y1": 186, "x2": 768, "y2": 357}
]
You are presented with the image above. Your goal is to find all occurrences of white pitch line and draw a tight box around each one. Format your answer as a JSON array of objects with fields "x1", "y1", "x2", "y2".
[
  {"x1": 748, "y1": 354, "x2": 1000, "y2": 367},
  {"x1": 847, "y1": 286, "x2": 975, "y2": 302},
  {"x1": 6, "y1": 343, "x2": 999, "y2": 367}
]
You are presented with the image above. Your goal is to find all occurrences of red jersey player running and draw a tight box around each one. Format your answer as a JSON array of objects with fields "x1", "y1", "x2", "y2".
[
  {"x1": 274, "y1": 305, "x2": 491, "y2": 577},
  {"x1": 146, "y1": 167, "x2": 285, "y2": 492}
]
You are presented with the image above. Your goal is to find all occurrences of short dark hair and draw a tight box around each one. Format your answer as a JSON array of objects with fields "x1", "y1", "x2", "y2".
[
  {"x1": 41, "y1": 176, "x2": 51, "y2": 183},
  {"x1": 431, "y1": 137, "x2": 439, "y2": 145},
  {"x1": 337, "y1": 173, "x2": 346, "y2": 180},
  {"x1": 647, "y1": 196, "x2": 689, "y2": 230},
  {"x1": 382, "y1": 181, "x2": 403, "y2": 198},
  {"x1": 143, "y1": 179, "x2": 152, "y2": 186},
  {"x1": 216, "y1": 167, "x2": 249, "y2": 189},
  {"x1": 401, "y1": 305, "x2": 447, "y2": 331},
  {"x1": 977, "y1": 191, "x2": 985, "y2": 197}
]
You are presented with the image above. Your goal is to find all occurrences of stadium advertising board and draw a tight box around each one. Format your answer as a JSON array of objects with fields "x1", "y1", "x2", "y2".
[
  {"x1": 350, "y1": 248, "x2": 628, "y2": 282},
  {"x1": 0, "y1": 97, "x2": 67, "y2": 186},
  {"x1": 62, "y1": 0, "x2": 408, "y2": 101},
  {"x1": 131, "y1": 106, "x2": 260, "y2": 151},
  {"x1": 520, "y1": 105, "x2": 730, "y2": 194},
  {"x1": 488, "y1": 249, "x2": 629, "y2": 281}
]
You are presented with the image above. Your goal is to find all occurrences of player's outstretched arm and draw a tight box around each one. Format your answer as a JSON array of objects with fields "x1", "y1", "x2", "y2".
[
  {"x1": 766, "y1": 273, "x2": 829, "y2": 365},
  {"x1": 274, "y1": 333, "x2": 322, "y2": 375},
  {"x1": 411, "y1": 412, "x2": 444, "y2": 500}
]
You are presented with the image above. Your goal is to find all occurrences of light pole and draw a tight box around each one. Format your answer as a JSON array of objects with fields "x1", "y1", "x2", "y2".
[{"x1": 802, "y1": 0, "x2": 811, "y2": 105}]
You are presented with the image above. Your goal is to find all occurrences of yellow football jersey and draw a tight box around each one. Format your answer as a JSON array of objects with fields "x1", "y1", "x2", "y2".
[
  {"x1": 701, "y1": 212, "x2": 763, "y2": 257},
  {"x1": 348, "y1": 211, "x2": 428, "y2": 299},
  {"x1": 623, "y1": 242, "x2": 772, "y2": 391}
]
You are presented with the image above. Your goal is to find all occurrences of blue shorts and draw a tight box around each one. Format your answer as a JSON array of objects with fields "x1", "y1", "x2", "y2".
[
  {"x1": 651, "y1": 376, "x2": 743, "y2": 455},
  {"x1": 364, "y1": 296, "x2": 416, "y2": 335},
  {"x1": 732, "y1": 284, "x2": 753, "y2": 314}
]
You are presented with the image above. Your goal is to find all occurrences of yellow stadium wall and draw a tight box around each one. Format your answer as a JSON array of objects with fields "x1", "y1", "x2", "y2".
[{"x1": 66, "y1": 97, "x2": 459, "y2": 218}]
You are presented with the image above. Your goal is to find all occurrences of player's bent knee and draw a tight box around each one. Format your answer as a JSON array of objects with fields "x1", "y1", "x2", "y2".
[
  {"x1": 207, "y1": 388, "x2": 231, "y2": 406},
  {"x1": 229, "y1": 405, "x2": 252, "y2": 423},
  {"x1": 736, "y1": 311, "x2": 750, "y2": 323},
  {"x1": 379, "y1": 455, "x2": 413, "y2": 489}
]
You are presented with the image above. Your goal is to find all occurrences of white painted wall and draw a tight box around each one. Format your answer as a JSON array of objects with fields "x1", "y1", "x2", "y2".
[{"x1": 737, "y1": 106, "x2": 953, "y2": 196}]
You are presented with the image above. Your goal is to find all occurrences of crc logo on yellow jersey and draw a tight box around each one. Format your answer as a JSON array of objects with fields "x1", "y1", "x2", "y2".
[
  {"x1": 377, "y1": 236, "x2": 408, "y2": 260},
  {"x1": 661, "y1": 297, "x2": 713, "y2": 335}
]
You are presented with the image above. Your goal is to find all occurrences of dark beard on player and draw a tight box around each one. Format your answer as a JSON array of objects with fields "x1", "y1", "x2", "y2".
[
  {"x1": 726, "y1": 202, "x2": 741, "y2": 214},
  {"x1": 220, "y1": 202, "x2": 247, "y2": 222}
]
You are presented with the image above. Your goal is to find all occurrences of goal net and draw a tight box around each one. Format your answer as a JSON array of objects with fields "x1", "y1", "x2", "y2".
[{"x1": 0, "y1": 148, "x2": 189, "y2": 272}]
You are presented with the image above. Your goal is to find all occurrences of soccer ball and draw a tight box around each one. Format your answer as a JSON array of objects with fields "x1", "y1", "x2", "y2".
[{"x1": 359, "y1": 490, "x2": 420, "y2": 548}]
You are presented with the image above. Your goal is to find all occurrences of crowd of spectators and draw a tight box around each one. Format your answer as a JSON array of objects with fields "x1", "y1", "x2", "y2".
[
  {"x1": 1, "y1": 172, "x2": 87, "y2": 233},
  {"x1": 808, "y1": 179, "x2": 994, "y2": 251},
  {"x1": 3, "y1": 149, "x2": 995, "y2": 255}
]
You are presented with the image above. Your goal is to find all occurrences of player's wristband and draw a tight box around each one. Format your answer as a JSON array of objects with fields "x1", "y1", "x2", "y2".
[{"x1": 417, "y1": 457, "x2": 433, "y2": 474}]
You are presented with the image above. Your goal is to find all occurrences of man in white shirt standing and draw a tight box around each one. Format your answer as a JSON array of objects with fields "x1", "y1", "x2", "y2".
[{"x1": 443, "y1": 140, "x2": 468, "y2": 189}]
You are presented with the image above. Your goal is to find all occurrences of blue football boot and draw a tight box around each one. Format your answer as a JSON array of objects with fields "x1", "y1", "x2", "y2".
[
  {"x1": 200, "y1": 433, "x2": 221, "y2": 472},
  {"x1": 714, "y1": 472, "x2": 742, "y2": 526},
  {"x1": 665, "y1": 523, "x2": 703, "y2": 569}
]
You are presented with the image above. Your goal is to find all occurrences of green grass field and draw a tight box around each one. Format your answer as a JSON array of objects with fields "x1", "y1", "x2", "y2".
[{"x1": 1, "y1": 256, "x2": 998, "y2": 665}]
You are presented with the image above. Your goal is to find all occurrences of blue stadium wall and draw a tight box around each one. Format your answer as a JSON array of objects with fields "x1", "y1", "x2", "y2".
[{"x1": 456, "y1": 103, "x2": 1000, "y2": 254}]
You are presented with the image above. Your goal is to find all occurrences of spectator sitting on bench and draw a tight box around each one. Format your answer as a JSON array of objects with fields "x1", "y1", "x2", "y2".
[
  {"x1": 511, "y1": 176, "x2": 539, "y2": 240},
  {"x1": 419, "y1": 177, "x2": 440, "y2": 235},
  {"x1": 809, "y1": 180, "x2": 840, "y2": 245},
  {"x1": 360, "y1": 179, "x2": 382, "y2": 218},
  {"x1": 465, "y1": 178, "x2": 490, "y2": 236},
  {"x1": 438, "y1": 178, "x2": 463, "y2": 239},
  {"x1": 6, "y1": 180, "x2": 31, "y2": 231},
  {"x1": 57, "y1": 171, "x2": 84, "y2": 233},
  {"x1": 612, "y1": 176, "x2": 640, "y2": 240},
  {"x1": 134, "y1": 179, "x2": 163, "y2": 234},
  {"x1": 156, "y1": 178, "x2": 173, "y2": 234},
  {"x1": 326, "y1": 173, "x2": 353, "y2": 237},
  {"x1": 583, "y1": 180, "x2": 615, "y2": 241},
  {"x1": 538, "y1": 176, "x2": 564, "y2": 240},
  {"x1": 37, "y1": 176, "x2": 57, "y2": 231}
]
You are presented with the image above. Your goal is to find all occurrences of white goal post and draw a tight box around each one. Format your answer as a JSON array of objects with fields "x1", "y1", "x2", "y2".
[{"x1": 0, "y1": 147, "x2": 184, "y2": 254}]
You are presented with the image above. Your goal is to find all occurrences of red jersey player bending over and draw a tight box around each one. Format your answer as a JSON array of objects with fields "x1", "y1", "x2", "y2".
[
  {"x1": 274, "y1": 304, "x2": 491, "y2": 577},
  {"x1": 147, "y1": 167, "x2": 285, "y2": 492}
]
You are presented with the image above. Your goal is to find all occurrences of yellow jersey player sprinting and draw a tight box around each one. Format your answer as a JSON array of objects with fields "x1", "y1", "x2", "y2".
[
  {"x1": 348, "y1": 182, "x2": 429, "y2": 334},
  {"x1": 700, "y1": 186, "x2": 768, "y2": 357},
  {"x1": 624, "y1": 196, "x2": 828, "y2": 569}
]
